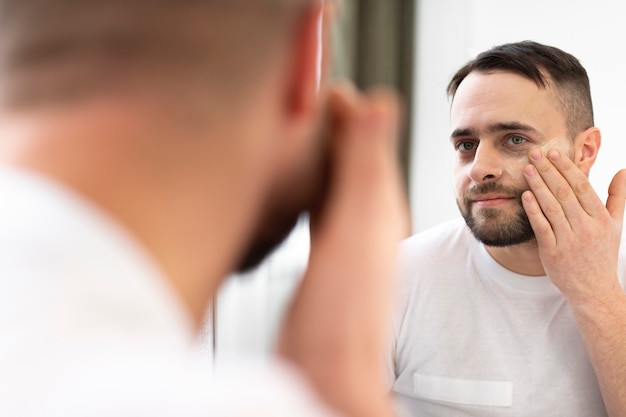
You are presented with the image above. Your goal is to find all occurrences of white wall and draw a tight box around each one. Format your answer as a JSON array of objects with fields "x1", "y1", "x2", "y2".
[{"x1": 411, "y1": 0, "x2": 626, "y2": 233}]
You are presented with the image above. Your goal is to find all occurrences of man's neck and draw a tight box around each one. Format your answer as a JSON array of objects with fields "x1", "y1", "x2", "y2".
[{"x1": 485, "y1": 240, "x2": 546, "y2": 276}]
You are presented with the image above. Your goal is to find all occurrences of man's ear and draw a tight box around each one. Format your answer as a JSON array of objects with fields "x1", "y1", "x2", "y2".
[
  {"x1": 284, "y1": 1, "x2": 325, "y2": 125},
  {"x1": 575, "y1": 127, "x2": 601, "y2": 175}
]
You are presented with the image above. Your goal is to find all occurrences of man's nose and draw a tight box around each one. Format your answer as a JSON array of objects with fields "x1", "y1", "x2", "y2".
[{"x1": 467, "y1": 143, "x2": 503, "y2": 184}]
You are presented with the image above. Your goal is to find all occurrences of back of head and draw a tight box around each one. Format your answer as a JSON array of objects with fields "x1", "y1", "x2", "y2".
[
  {"x1": 447, "y1": 40, "x2": 594, "y2": 138},
  {"x1": 0, "y1": 0, "x2": 324, "y2": 282},
  {"x1": 0, "y1": 0, "x2": 312, "y2": 109}
]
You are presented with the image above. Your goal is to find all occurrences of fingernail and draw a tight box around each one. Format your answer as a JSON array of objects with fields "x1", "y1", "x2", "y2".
[
  {"x1": 529, "y1": 149, "x2": 542, "y2": 161},
  {"x1": 548, "y1": 149, "x2": 561, "y2": 161},
  {"x1": 524, "y1": 165, "x2": 536, "y2": 176}
]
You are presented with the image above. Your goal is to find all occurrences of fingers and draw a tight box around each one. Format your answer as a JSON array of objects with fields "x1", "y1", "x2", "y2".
[
  {"x1": 521, "y1": 189, "x2": 557, "y2": 249},
  {"x1": 523, "y1": 150, "x2": 573, "y2": 239},
  {"x1": 309, "y1": 83, "x2": 402, "y2": 236},
  {"x1": 524, "y1": 147, "x2": 609, "y2": 236},
  {"x1": 329, "y1": 84, "x2": 401, "y2": 170},
  {"x1": 319, "y1": 83, "x2": 409, "y2": 241},
  {"x1": 523, "y1": 144, "x2": 625, "y2": 251},
  {"x1": 607, "y1": 169, "x2": 626, "y2": 224}
]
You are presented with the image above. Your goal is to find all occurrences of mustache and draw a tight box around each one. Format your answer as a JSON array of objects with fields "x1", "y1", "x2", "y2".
[{"x1": 463, "y1": 182, "x2": 526, "y2": 205}]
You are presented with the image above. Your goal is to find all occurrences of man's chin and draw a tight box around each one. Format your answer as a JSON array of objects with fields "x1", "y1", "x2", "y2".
[
  {"x1": 474, "y1": 230, "x2": 535, "y2": 248},
  {"x1": 462, "y1": 210, "x2": 535, "y2": 247}
]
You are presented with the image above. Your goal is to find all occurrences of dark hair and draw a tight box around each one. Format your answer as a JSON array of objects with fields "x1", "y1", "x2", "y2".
[
  {"x1": 447, "y1": 40, "x2": 594, "y2": 138},
  {"x1": 0, "y1": 0, "x2": 311, "y2": 108}
]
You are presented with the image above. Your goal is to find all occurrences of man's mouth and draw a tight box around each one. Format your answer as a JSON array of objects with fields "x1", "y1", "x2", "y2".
[{"x1": 472, "y1": 193, "x2": 516, "y2": 208}]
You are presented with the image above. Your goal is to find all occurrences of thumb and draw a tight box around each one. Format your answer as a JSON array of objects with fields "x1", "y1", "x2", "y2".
[
  {"x1": 606, "y1": 169, "x2": 626, "y2": 223},
  {"x1": 333, "y1": 87, "x2": 400, "y2": 196}
]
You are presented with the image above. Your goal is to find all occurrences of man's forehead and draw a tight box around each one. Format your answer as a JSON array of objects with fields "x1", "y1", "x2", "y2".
[
  {"x1": 451, "y1": 71, "x2": 548, "y2": 108},
  {"x1": 449, "y1": 70, "x2": 562, "y2": 130}
]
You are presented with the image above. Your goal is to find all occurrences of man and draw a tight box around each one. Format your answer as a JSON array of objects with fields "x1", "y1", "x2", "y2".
[
  {"x1": 388, "y1": 41, "x2": 626, "y2": 416},
  {"x1": 0, "y1": 1, "x2": 409, "y2": 416}
]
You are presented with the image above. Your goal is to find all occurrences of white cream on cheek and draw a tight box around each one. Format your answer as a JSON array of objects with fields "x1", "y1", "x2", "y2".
[
  {"x1": 503, "y1": 152, "x2": 529, "y2": 183},
  {"x1": 541, "y1": 136, "x2": 572, "y2": 157},
  {"x1": 502, "y1": 137, "x2": 572, "y2": 183}
]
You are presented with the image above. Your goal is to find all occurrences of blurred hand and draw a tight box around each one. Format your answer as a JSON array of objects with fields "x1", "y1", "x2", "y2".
[{"x1": 277, "y1": 83, "x2": 409, "y2": 417}]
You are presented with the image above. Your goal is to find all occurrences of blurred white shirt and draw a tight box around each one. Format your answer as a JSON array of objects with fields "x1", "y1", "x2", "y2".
[{"x1": 0, "y1": 167, "x2": 336, "y2": 417}]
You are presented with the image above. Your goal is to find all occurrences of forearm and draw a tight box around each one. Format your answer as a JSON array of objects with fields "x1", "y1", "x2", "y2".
[
  {"x1": 276, "y1": 86, "x2": 404, "y2": 417},
  {"x1": 277, "y1": 245, "x2": 397, "y2": 417},
  {"x1": 568, "y1": 284, "x2": 626, "y2": 417}
]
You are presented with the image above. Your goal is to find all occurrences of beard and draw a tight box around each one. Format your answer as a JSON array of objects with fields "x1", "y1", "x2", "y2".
[
  {"x1": 457, "y1": 182, "x2": 535, "y2": 247},
  {"x1": 235, "y1": 206, "x2": 302, "y2": 273},
  {"x1": 235, "y1": 124, "x2": 330, "y2": 274}
]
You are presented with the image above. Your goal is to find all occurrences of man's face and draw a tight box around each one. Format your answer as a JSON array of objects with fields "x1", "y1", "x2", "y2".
[{"x1": 450, "y1": 70, "x2": 573, "y2": 247}]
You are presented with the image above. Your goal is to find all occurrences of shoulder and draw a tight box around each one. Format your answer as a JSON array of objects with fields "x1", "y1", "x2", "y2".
[{"x1": 1, "y1": 349, "x2": 338, "y2": 417}]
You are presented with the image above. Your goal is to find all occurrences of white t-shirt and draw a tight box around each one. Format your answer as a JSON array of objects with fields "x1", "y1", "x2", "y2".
[
  {"x1": 0, "y1": 167, "x2": 337, "y2": 417},
  {"x1": 388, "y1": 218, "x2": 626, "y2": 417}
]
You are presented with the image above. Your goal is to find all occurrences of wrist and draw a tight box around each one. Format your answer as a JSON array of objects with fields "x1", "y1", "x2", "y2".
[{"x1": 565, "y1": 279, "x2": 626, "y2": 319}]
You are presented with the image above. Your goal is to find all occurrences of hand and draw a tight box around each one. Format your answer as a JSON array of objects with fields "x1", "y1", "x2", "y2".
[
  {"x1": 277, "y1": 83, "x2": 409, "y2": 417},
  {"x1": 521, "y1": 147, "x2": 626, "y2": 302}
]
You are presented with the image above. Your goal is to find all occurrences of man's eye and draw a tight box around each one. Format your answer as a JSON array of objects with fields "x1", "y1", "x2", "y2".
[
  {"x1": 508, "y1": 135, "x2": 527, "y2": 145},
  {"x1": 457, "y1": 141, "x2": 477, "y2": 152}
]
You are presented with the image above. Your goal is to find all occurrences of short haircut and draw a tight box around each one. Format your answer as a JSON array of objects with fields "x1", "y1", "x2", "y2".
[
  {"x1": 447, "y1": 40, "x2": 594, "y2": 139},
  {"x1": 0, "y1": 0, "x2": 312, "y2": 108}
]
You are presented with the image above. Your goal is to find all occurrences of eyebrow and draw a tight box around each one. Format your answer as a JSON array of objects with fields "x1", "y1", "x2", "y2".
[{"x1": 450, "y1": 122, "x2": 539, "y2": 140}]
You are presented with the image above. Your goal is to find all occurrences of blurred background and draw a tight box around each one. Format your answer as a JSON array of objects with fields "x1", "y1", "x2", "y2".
[{"x1": 204, "y1": 0, "x2": 626, "y2": 361}]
